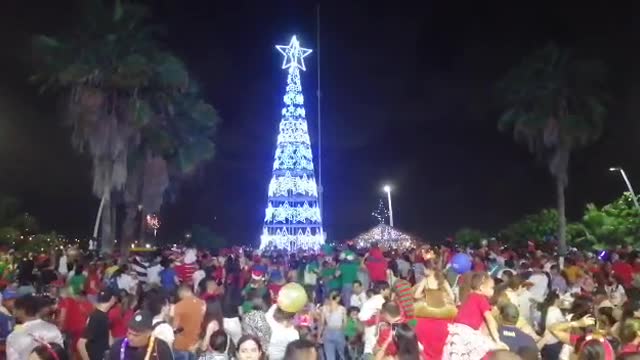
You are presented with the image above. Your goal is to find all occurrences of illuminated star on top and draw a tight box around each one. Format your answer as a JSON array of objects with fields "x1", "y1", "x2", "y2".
[{"x1": 275, "y1": 35, "x2": 313, "y2": 71}]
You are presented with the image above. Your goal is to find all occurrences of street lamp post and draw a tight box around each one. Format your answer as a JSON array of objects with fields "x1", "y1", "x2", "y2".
[
  {"x1": 383, "y1": 185, "x2": 394, "y2": 227},
  {"x1": 609, "y1": 167, "x2": 640, "y2": 210}
]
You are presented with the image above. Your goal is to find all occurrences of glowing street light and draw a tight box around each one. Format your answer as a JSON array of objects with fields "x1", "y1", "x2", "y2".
[
  {"x1": 609, "y1": 167, "x2": 640, "y2": 210},
  {"x1": 383, "y1": 185, "x2": 394, "y2": 227}
]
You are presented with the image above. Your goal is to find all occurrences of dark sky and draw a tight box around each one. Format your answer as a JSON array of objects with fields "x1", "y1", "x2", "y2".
[{"x1": 0, "y1": 0, "x2": 639, "y2": 244}]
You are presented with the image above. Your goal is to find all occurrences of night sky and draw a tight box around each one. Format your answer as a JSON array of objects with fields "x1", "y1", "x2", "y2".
[{"x1": 0, "y1": 1, "x2": 639, "y2": 245}]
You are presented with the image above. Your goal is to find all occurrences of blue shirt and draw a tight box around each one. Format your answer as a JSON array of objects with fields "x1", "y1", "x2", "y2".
[
  {"x1": 498, "y1": 325, "x2": 538, "y2": 353},
  {"x1": 159, "y1": 268, "x2": 177, "y2": 290}
]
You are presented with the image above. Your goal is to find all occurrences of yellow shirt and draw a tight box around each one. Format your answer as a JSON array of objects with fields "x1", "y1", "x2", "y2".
[
  {"x1": 105, "y1": 265, "x2": 119, "y2": 277},
  {"x1": 564, "y1": 265, "x2": 583, "y2": 284}
]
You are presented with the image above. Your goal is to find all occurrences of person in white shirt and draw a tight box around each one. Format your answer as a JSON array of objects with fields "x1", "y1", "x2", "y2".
[
  {"x1": 528, "y1": 267, "x2": 550, "y2": 304},
  {"x1": 358, "y1": 281, "x2": 391, "y2": 357},
  {"x1": 265, "y1": 304, "x2": 299, "y2": 360},
  {"x1": 114, "y1": 266, "x2": 138, "y2": 294},
  {"x1": 192, "y1": 266, "x2": 206, "y2": 294},
  {"x1": 146, "y1": 258, "x2": 163, "y2": 287},
  {"x1": 6, "y1": 295, "x2": 63, "y2": 360},
  {"x1": 349, "y1": 280, "x2": 368, "y2": 309},
  {"x1": 144, "y1": 289, "x2": 175, "y2": 348}
]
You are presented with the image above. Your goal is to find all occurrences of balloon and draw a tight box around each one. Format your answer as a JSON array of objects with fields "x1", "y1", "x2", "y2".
[
  {"x1": 450, "y1": 253, "x2": 472, "y2": 274},
  {"x1": 277, "y1": 282, "x2": 308, "y2": 313}
]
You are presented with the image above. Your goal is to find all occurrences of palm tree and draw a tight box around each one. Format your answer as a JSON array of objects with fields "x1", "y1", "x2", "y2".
[
  {"x1": 498, "y1": 42, "x2": 608, "y2": 263},
  {"x1": 31, "y1": 0, "x2": 189, "y2": 251},
  {"x1": 121, "y1": 83, "x2": 219, "y2": 248}
]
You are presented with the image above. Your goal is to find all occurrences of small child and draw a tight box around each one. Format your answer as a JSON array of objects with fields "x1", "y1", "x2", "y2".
[
  {"x1": 345, "y1": 306, "x2": 363, "y2": 359},
  {"x1": 295, "y1": 304, "x2": 318, "y2": 343},
  {"x1": 198, "y1": 329, "x2": 234, "y2": 360},
  {"x1": 366, "y1": 289, "x2": 374, "y2": 299}
]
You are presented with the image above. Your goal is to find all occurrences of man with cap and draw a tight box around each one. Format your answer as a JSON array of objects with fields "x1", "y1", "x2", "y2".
[
  {"x1": 108, "y1": 310, "x2": 173, "y2": 360},
  {"x1": 78, "y1": 289, "x2": 116, "y2": 360},
  {"x1": 1, "y1": 287, "x2": 17, "y2": 316}
]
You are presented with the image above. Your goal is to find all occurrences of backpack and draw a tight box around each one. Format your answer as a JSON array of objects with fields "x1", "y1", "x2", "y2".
[
  {"x1": 0, "y1": 312, "x2": 15, "y2": 342},
  {"x1": 152, "y1": 320, "x2": 167, "y2": 330}
]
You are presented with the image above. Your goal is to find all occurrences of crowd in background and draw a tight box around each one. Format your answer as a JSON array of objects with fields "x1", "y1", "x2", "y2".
[{"x1": 1, "y1": 241, "x2": 640, "y2": 360}]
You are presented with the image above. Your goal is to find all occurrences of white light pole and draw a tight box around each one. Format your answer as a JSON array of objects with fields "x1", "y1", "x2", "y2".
[
  {"x1": 383, "y1": 185, "x2": 394, "y2": 227},
  {"x1": 610, "y1": 167, "x2": 640, "y2": 210}
]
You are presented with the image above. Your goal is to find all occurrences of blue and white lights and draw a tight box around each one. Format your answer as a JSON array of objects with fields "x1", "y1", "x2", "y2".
[{"x1": 260, "y1": 36, "x2": 324, "y2": 250}]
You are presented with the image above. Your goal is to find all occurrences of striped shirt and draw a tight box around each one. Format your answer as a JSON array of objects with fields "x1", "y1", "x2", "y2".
[
  {"x1": 393, "y1": 279, "x2": 414, "y2": 318},
  {"x1": 131, "y1": 256, "x2": 148, "y2": 284},
  {"x1": 176, "y1": 263, "x2": 198, "y2": 285}
]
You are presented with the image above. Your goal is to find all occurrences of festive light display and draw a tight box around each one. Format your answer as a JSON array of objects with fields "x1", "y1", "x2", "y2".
[
  {"x1": 353, "y1": 224, "x2": 418, "y2": 251},
  {"x1": 372, "y1": 199, "x2": 389, "y2": 224},
  {"x1": 260, "y1": 36, "x2": 324, "y2": 250}
]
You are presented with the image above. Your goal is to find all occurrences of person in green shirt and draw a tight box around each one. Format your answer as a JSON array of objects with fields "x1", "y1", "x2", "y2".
[
  {"x1": 320, "y1": 259, "x2": 340, "y2": 301},
  {"x1": 344, "y1": 306, "x2": 364, "y2": 359},
  {"x1": 242, "y1": 271, "x2": 267, "y2": 314},
  {"x1": 68, "y1": 264, "x2": 86, "y2": 296},
  {"x1": 337, "y1": 250, "x2": 360, "y2": 307}
]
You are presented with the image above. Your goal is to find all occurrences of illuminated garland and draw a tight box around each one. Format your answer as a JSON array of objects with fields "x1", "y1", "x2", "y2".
[
  {"x1": 354, "y1": 224, "x2": 417, "y2": 251},
  {"x1": 260, "y1": 36, "x2": 324, "y2": 250},
  {"x1": 268, "y1": 172, "x2": 318, "y2": 197}
]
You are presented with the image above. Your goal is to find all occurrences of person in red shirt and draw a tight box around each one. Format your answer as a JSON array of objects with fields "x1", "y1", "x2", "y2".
[
  {"x1": 415, "y1": 317, "x2": 451, "y2": 359},
  {"x1": 108, "y1": 292, "x2": 137, "y2": 338},
  {"x1": 365, "y1": 245, "x2": 388, "y2": 283},
  {"x1": 375, "y1": 301, "x2": 406, "y2": 356},
  {"x1": 84, "y1": 263, "x2": 101, "y2": 303},
  {"x1": 612, "y1": 254, "x2": 634, "y2": 288},
  {"x1": 175, "y1": 249, "x2": 198, "y2": 285},
  {"x1": 58, "y1": 287, "x2": 94, "y2": 359},
  {"x1": 211, "y1": 257, "x2": 226, "y2": 284},
  {"x1": 201, "y1": 279, "x2": 223, "y2": 302}
]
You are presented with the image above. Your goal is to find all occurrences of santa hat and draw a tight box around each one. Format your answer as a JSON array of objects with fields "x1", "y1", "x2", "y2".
[{"x1": 251, "y1": 270, "x2": 264, "y2": 280}]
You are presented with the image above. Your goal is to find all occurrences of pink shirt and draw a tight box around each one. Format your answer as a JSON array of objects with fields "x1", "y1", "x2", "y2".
[{"x1": 454, "y1": 293, "x2": 491, "y2": 330}]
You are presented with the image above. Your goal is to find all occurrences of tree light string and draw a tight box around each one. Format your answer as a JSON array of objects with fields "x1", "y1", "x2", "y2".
[{"x1": 261, "y1": 36, "x2": 324, "y2": 251}]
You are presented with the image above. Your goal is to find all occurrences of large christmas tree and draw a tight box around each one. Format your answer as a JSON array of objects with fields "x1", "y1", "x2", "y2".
[{"x1": 260, "y1": 36, "x2": 324, "y2": 250}]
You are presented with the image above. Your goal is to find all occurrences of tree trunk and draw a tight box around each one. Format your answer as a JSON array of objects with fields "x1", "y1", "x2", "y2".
[
  {"x1": 556, "y1": 176, "x2": 567, "y2": 269},
  {"x1": 92, "y1": 192, "x2": 107, "y2": 240},
  {"x1": 100, "y1": 193, "x2": 114, "y2": 253},
  {"x1": 122, "y1": 203, "x2": 138, "y2": 250}
]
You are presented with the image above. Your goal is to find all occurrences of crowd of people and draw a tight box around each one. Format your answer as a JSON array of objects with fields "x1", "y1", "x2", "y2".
[{"x1": 1, "y1": 241, "x2": 640, "y2": 360}]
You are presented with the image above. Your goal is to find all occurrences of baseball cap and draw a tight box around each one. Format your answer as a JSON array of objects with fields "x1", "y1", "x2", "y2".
[
  {"x1": 128, "y1": 310, "x2": 154, "y2": 332},
  {"x1": 96, "y1": 288, "x2": 114, "y2": 303},
  {"x1": 2, "y1": 288, "x2": 17, "y2": 301}
]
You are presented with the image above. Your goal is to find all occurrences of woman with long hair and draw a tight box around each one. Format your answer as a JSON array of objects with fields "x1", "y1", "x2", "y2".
[
  {"x1": 537, "y1": 291, "x2": 566, "y2": 359},
  {"x1": 414, "y1": 258, "x2": 454, "y2": 305},
  {"x1": 200, "y1": 301, "x2": 225, "y2": 352},
  {"x1": 375, "y1": 324, "x2": 421, "y2": 360},
  {"x1": 222, "y1": 278, "x2": 243, "y2": 345},
  {"x1": 319, "y1": 290, "x2": 347, "y2": 360}
]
